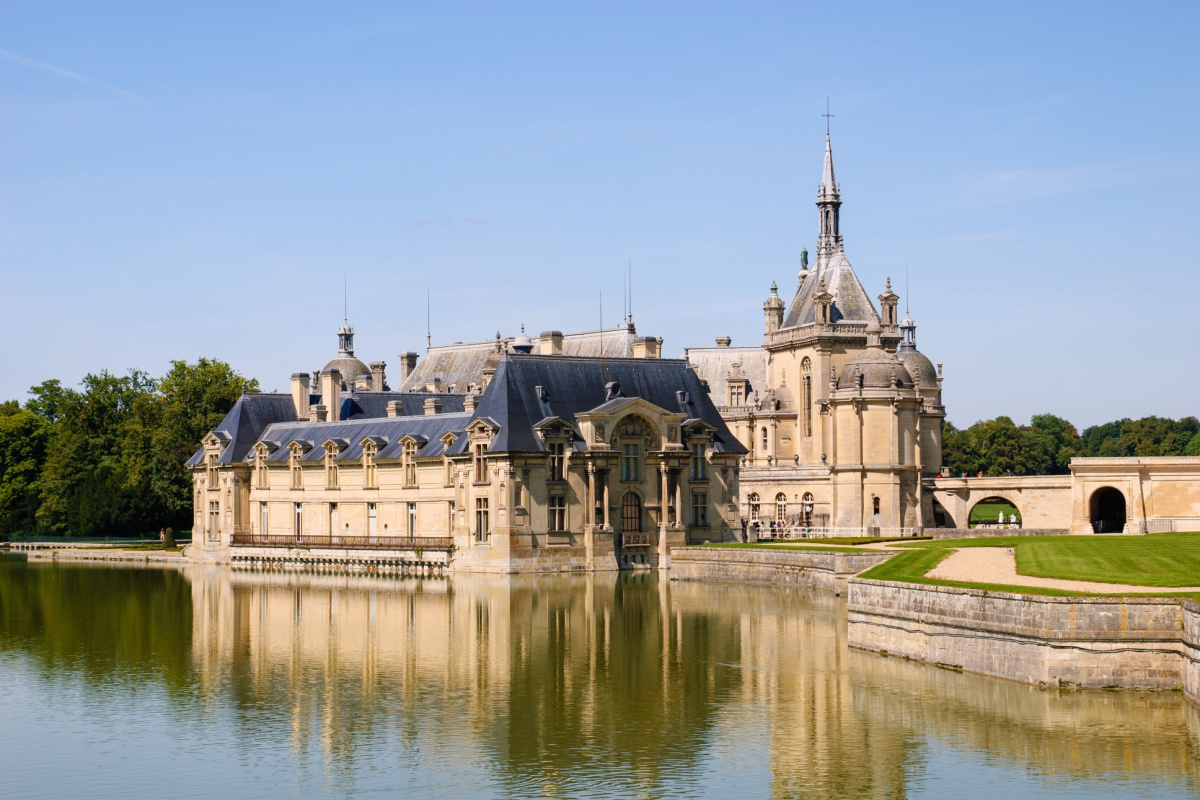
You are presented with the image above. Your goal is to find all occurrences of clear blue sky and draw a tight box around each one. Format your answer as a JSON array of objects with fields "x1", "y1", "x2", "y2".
[{"x1": 2, "y1": 2, "x2": 1197, "y2": 428}]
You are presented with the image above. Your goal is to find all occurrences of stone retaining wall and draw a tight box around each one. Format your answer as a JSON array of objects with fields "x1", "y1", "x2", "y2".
[
  {"x1": 848, "y1": 578, "x2": 1200, "y2": 701},
  {"x1": 926, "y1": 528, "x2": 1070, "y2": 539},
  {"x1": 670, "y1": 547, "x2": 895, "y2": 595}
]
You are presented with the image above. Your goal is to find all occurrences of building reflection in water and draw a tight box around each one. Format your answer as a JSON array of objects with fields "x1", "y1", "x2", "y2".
[{"x1": 185, "y1": 566, "x2": 1200, "y2": 798}]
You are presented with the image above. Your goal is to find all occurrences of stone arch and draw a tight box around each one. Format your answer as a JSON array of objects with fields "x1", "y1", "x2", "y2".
[
  {"x1": 968, "y1": 496, "x2": 1022, "y2": 529},
  {"x1": 774, "y1": 492, "x2": 788, "y2": 524},
  {"x1": 609, "y1": 413, "x2": 661, "y2": 450},
  {"x1": 747, "y1": 492, "x2": 761, "y2": 523},
  {"x1": 1089, "y1": 486, "x2": 1127, "y2": 534}
]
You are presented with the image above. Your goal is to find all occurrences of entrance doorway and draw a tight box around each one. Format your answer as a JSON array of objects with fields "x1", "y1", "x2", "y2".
[{"x1": 1090, "y1": 487, "x2": 1127, "y2": 533}]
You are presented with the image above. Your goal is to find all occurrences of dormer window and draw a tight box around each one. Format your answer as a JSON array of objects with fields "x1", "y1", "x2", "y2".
[
  {"x1": 729, "y1": 384, "x2": 744, "y2": 406},
  {"x1": 363, "y1": 443, "x2": 378, "y2": 488},
  {"x1": 690, "y1": 442, "x2": 708, "y2": 481},
  {"x1": 255, "y1": 450, "x2": 268, "y2": 488},
  {"x1": 325, "y1": 448, "x2": 339, "y2": 488},
  {"x1": 548, "y1": 441, "x2": 566, "y2": 482},
  {"x1": 404, "y1": 441, "x2": 418, "y2": 487}
]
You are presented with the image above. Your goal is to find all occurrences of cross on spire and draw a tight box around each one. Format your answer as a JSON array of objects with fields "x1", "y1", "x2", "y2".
[{"x1": 822, "y1": 97, "x2": 834, "y2": 135}]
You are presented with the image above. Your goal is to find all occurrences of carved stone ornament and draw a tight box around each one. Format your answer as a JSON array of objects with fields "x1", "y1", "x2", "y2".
[
  {"x1": 595, "y1": 423, "x2": 605, "y2": 443},
  {"x1": 668, "y1": 426, "x2": 677, "y2": 443},
  {"x1": 612, "y1": 414, "x2": 659, "y2": 448}
]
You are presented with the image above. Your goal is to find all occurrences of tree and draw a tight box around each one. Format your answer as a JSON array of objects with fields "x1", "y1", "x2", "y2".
[
  {"x1": 1029, "y1": 413, "x2": 1081, "y2": 472},
  {"x1": 1080, "y1": 416, "x2": 1200, "y2": 458},
  {"x1": 942, "y1": 416, "x2": 1057, "y2": 477},
  {"x1": 0, "y1": 406, "x2": 50, "y2": 538}
]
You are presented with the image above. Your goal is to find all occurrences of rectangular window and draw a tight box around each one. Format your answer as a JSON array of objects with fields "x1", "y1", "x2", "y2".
[
  {"x1": 548, "y1": 495, "x2": 566, "y2": 531},
  {"x1": 690, "y1": 443, "x2": 708, "y2": 481},
  {"x1": 475, "y1": 497, "x2": 489, "y2": 542},
  {"x1": 690, "y1": 494, "x2": 708, "y2": 527},
  {"x1": 474, "y1": 443, "x2": 489, "y2": 483},
  {"x1": 804, "y1": 376, "x2": 813, "y2": 437},
  {"x1": 291, "y1": 457, "x2": 302, "y2": 489},
  {"x1": 256, "y1": 456, "x2": 268, "y2": 488},
  {"x1": 548, "y1": 441, "x2": 566, "y2": 482},
  {"x1": 621, "y1": 443, "x2": 639, "y2": 482},
  {"x1": 368, "y1": 502, "x2": 377, "y2": 537},
  {"x1": 293, "y1": 502, "x2": 303, "y2": 538},
  {"x1": 329, "y1": 502, "x2": 338, "y2": 535},
  {"x1": 208, "y1": 500, "x2": 220, "y2": 541},
  {"x1": 729, "y1": 385, "x2": 743, "y2": 406},
  {"x1": 405, "y1": 458, "x2": 416, "y2": 487},
  {"x1": 207, "y1": 454, "x2": 218, "y2": 488},
  {"x1": 260, "y1": 502, "x2": 268, "y2": 536},
  {"x1": 364, "y1": 449, "x2": 378, "y2": 488},
  {"x1": 408, "y1": 502, "x2": 417, "y2": 537},
  {"x1": 326, "y1": 460, "x2": 339, "y2": 488}
]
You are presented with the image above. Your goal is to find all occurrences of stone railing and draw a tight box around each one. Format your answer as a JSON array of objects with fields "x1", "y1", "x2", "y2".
[
  {"x1": 620, "y1": 532, "x2": 653, "y2": 547},
  {"x1": 230, "y1": 534, "x2": 454, "y2": 550}
]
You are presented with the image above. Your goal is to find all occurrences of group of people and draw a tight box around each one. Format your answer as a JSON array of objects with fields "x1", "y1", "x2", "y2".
[{"x1": 738, "y1": 518, "x2": 797, "y2": 542}]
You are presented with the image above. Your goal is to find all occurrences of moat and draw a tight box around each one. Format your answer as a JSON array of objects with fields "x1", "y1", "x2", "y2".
[{"x1": 1, "y1": 554, "x2": 1197, "y2": 799}]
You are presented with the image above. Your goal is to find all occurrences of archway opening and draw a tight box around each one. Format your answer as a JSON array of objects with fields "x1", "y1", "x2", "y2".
[
  {"x1": 968, "y1": 497, "x2": 1021, "y2": 529},
  {"x1": 1090, "y1": 487, "x2": 1127, "y2": 534},
  {"x1": 931, "y1": 497, "x2": 956, "y2": 529}
]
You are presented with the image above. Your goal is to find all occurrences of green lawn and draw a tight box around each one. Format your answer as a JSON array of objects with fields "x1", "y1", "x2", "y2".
[{"x1": 861, "y1": 532, "x2": 1200, "y2": 595}]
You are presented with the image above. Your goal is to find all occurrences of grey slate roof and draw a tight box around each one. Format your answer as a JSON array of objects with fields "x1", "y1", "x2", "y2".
[
  {"x1": 685, "y1": 346, "x2": 768, "y2": 397},
  {"x1": 258, "y1": 414, "x2": 471, "y2": 463},
  {"x1": 472, "y1": 354, "x2": 747, "y2": 455},
  {"x1": 339, "y1": 392, "x2": 465, "y2": 420},
  {"x1": 781, "y1": 248, "x2": 880, "y2": 329},
  {"x1": 399, "y1": 325, "x2": 643, "y2": 392},
  {"x1": 186, "y1": 393, "x2": 298, "y2": 467}
]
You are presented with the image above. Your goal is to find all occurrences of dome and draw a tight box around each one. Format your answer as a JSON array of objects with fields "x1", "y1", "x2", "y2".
[
  {"x1": 837, "y1": 349, "x2": 914, "y2": 390},
  {"x1": 897, "y1": 344, "x2": 938, "y2": 390},
  {"x1": 512, "y1": 331, "x2": 534, "y2": 354},
  {"x1": 322, "y1": 356, "x2": 371, "y2": 389}
]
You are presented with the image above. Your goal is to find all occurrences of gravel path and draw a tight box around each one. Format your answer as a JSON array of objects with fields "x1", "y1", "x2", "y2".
[{"x1": 924, "y1": 547, "x2": 1200, "y2": 594}]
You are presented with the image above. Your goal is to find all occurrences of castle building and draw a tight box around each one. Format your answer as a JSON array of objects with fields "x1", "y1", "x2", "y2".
[
  {"x1": 686, "y1": 133, "x2": 945, "y2": 532},
  {"x1": 188, "y1": 322, "x2": 744, "y2": 572}
]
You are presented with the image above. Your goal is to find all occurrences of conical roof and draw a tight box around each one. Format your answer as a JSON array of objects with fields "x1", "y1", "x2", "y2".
[{"x1": 780, "y1": 248, "x2": 879, "y2": 328}]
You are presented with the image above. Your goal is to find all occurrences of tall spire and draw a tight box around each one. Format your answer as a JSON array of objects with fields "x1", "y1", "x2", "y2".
[{"x1": 815, "y1": 104, "x2": 843, "y2": 259}]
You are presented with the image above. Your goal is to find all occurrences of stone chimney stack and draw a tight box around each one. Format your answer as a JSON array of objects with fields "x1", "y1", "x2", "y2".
[
  {"x1": 632, "y1": 336, "x2": 662, "y2": 359},
  {"x1": 386, "y1": 400, "x2": 404, "y2": 418},
  {"x1": 311, "y1": 405, "x2": 328, "y2": 422},
  {"x1": 538, "y1": 331, "x2": 564, "y2": 355},
  {"x1": 715, "y1": 336, "x2": 732, "y2": 348},
  {"x1": 463, "y1": 393, "x2": 479, "y2": 414},
  {"x1": 398, "y1": 352, "x2": 419, "y2": 383},
  {"x1": 369, "y1": 361, "x2": 387, "y2": 392},
  {"x1": 319, "y1": 370, "x2": 342, "y2": 422},
  {"x1": 290, "y1": 373, "x2": 310, "y2": 419},
  {"x1": 423, "y1": 397, "x2": 443, "y2": 416}
]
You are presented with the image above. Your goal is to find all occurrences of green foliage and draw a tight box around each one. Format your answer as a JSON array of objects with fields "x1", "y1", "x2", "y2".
[
  {"x1": 1080, "y1": 416, "x2": 1200, "y2": 458},
  {"x1": 0, "y1": 359, "x2": 255, "y2": 538}
]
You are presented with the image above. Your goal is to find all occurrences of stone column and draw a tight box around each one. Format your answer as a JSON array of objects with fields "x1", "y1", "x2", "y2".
[
  {"x1": 659, "y1": 461, "x2": 669, "y2": 532},
  {"x1": 587, "y1": 463, "x2": 596, "y2": 527},
  {"x1": 603, "y1": 473, "x2": 611, "y2": 530},
  {"x1": 674, "y1": 470, "x2": 683, "y2": 528}
]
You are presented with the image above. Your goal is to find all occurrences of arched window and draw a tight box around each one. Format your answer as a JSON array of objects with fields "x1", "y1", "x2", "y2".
[
  {"x1": 775, "y1": 493, "x2": 788, "y2": 524},
  {"x1": 801, "y1": 492, "x2": 814, "y2": 524},
  {"x1": 748, "y1": 492, "x2": 760, "y2": 522},
  {"x1": 621, "y1": 492, "x2": 642, "y2": 533}
]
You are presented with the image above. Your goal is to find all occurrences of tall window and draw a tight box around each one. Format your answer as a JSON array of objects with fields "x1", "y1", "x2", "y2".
[
  {"x1": 729, "y1": 384, "x2": 743, "y2": 406},
  {"x1": 404, "y1": 442, "x2": 418, "y2": 487},
  {"x1": 474, "y1": 443, "x2": 489, "y2": 483},
  {"x1": 621, "y1": 443, "x2": 639, "y2": 482},
  {"x1": 475, "y1": 497, "x2": 490, "y2": 541},
  {"x1": 259, "y1": 502, "x2": 268, "y2": 536},
  {"x1": 363, "y1": 444, "x2": 378, "y2": 488},
  {"x1": 207, "y1": 454, "x2": 218, "y2": 488},
  {"x1": 549, "y1": 495, "x2": 566, "y2": 531},
  {"x1": 291, "y1": 453, "x2": 302, "y2": 488},
  {"x1": 621, "y1": 493, "x2": 642, "y2": 533},
  {"x1": 207, "y1": 500, "x2": 220, "y2": 541},
  {"x1": 804, "y1": 376, "x2": 813, "y2": 437},
  {"x1": 748, "y1": 492, "x2": 760, "y2": 523},
  {"x1": 690, "y1": 493, "x2": 708, "y2": 527},
  {"x1": 548, "y1": 441, "x2": 566, "y2": 481},
  {"x1": 293, "y1": 502, "x2": 303, "y2": 538},
  {"x1": 690, "y1": 443, "x2": 707, "y2": 480},
  {"x1": 368, "y1": 502, "x2": 377, "y2": 537},
  {"x1": 408, "y1": 502, "x2": 417, "y2": 536},
  {"x1": 255, "y1": 452, "x2": 268, "y2": 488},
  {"x1": 775, "y1": 493, "x2": 787, "y2": 524},
  {"x1": 325, "y1": 449, "x2": 339, "y2": 488},
  {"x1": 329, "y1": 502, "x2": 339, "y2": 535},
  {"x1": 761, "y1": 427, "x2": 769, "y2": 451}
]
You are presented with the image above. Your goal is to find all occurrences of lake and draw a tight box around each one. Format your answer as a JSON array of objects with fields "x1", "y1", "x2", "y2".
[{"x1": 0, "y1": 554, "x2": 1196, "y2": 799}]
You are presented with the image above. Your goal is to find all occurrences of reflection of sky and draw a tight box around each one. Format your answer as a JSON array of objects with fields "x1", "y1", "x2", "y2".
[{"x1": 0, "y1": 564, "x2": 1198, "y2": 799}]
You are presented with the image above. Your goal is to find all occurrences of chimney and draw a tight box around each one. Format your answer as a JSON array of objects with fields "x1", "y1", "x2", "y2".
[
  {"x1": 715, "y1": 336, "x2": 731, "y2": 348},
  {"x1": 290, "y1": 373, "x2": 310, "y2": 419},
  {"x1": 398, "y1": 352, "x2": 419, "y2": 383},
  {"x1": 463, "y1": 393, "x2": 479, "y2": 414},
  {"x1": 631, "y1": 336, "x2": 662, "y2": 359},
  {"x1": 386, "y1": 400, "x2": 404, "y2": 418},
  {"x1": 319, "y1": 369, "x2": 342, "y2": 422},
  {"x1": 311, "y1": 404, "x2": 328, "y2": 423},
  {"x1": 423, "y1": 397, "x2": 442, "y2": 416},
  {"x1": 425, "y1": 377, "x2": 442, "y2": 393},
  {"x1": 538, "y1": 330, "x2": 563, "y2": 355},
  {"x1": 369, "y1": 361, "x2": 387, "y2": 392}
]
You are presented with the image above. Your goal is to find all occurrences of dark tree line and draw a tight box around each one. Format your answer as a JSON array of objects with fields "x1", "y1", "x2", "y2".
[
  {"x1": 943, "y1": 414, "x2": 1200, "y2": 478},
  {"x1": 0, "y1": 359, "x2": 255, "y2": 539}
]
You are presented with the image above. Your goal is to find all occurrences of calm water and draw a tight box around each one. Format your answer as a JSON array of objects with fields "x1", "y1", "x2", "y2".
[{"x1": 0, "y1": 555, "x2": 1197, "y2": 799}]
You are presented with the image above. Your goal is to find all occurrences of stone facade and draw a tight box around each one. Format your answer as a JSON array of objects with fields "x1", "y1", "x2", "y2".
[{"x1": 670, "y1": 546, "x2": 894, "y2": 595}]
